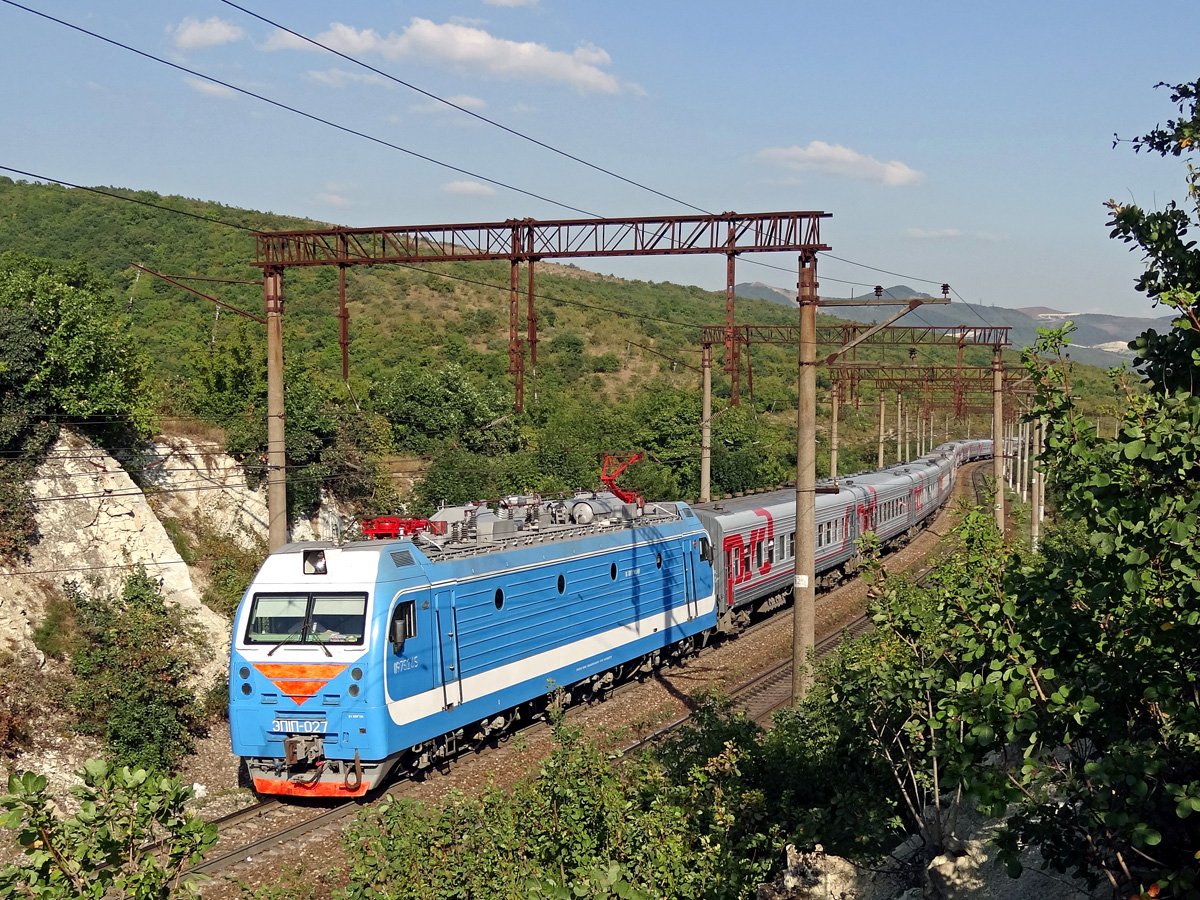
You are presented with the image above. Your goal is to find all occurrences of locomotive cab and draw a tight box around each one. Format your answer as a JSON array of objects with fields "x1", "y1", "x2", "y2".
[{"x1": 229, "y1": 541, "x2": 429, "y2": 798}]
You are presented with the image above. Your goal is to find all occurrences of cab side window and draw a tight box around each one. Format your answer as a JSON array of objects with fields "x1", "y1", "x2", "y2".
[{"x1": 390, "y1": 600, "x2": 416, "y2": 651}]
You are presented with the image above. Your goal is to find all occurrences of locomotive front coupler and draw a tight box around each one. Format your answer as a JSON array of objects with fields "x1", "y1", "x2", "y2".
[{"x1": 283, "y1": 734, "x2": 324, "y2": 766}]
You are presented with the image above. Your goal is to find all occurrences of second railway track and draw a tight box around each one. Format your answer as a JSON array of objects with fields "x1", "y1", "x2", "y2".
[{"x1": 192, "y1": 460, "x2": 993, "y2": 895}]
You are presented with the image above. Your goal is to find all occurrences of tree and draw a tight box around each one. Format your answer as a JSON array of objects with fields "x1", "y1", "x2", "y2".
[
  {"x1": 0, "y1": 252, "x2": 156, "y2": 435},
  {"x1": 966, "y1": 80, "x2": 1200, "y2": 896},
  {"x1": 0, "y1": 762, "x2": 216, "y2": 899},
  {"x1": 0, "y1": 252, "x2": 155, "y2": 556},
  {"x1": 372, "y1": 362, "x2": 521, "y2": 456}
]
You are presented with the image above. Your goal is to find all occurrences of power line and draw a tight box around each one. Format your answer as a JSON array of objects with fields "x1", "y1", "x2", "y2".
[
  {"x1": 1, "y1": 0, "x2": 598, "y2": 218},
  {"x1": 218, "y1": 0, "x2": 711, "y2": 217},
  {"x1": 3, "y1": 5, "x2": 970, "y2": 304},
  {"x1": 213, "y1": 7, "x2": 974, "y2": 304},
  {"x1": 0, "y1": 164, "x2": 257, "y2": 232},
  {"x1": 0, "y1": 557, "x2": 218, "y2": 578}
]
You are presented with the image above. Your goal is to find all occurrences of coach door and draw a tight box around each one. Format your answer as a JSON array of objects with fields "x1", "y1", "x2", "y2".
[{"x1": 434, "y1": 589, "x2": 463, "y2": 710}]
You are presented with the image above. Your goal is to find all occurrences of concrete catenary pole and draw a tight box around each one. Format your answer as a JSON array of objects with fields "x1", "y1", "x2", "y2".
[
  {"x1": 992, "y1": 344, "x2": 1005, "y2": 535},
  {"x1": 895, "y1": 392, "x2": 903, "y2": 463},
  {"x1": 829, "y1": 380, "x2": 840, "y2": 482},
  {"x1": 904, "y1": 405, "x2": 911, "y2": 462},
  {"x1": 264, "y1": 267, "x2": 288, "y2": 552},
  {"x1": 1019, "y1": 420, "x2": 1029, "y2": 504},
  {"x1": 1037, "y1": 416, "x2": 1047, "y2": 525},
  {"x1": 1031, "y1": 418, "x2": 1042, "y2": 551},
  {"x1": 700, "y1": 343, "x2": 712, "y2": 503},
  {"x1": 877, "y1": 393, "x2": 886, "y2": 468},
  {"x1": 793, "y1": 252, "x2": 818, "y2": 704}
]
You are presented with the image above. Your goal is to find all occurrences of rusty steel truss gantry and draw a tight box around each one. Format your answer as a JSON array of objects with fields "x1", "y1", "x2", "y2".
[
  {"x1": 252, "y1": 211, "x2": 831, "y2": 551},
  {"x1": 256, "y1": 211, "x2": 830, "y2": 413}
]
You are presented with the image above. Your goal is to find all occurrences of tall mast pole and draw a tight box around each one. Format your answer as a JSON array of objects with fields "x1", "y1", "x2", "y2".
[{"x1": 793, "y1": 252, "x2": 818, "y2": 703}]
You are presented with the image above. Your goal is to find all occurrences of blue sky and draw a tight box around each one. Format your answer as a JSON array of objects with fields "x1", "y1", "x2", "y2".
[{"x1": 0, "y1": 1, "x2": 1194, "y2": 316}]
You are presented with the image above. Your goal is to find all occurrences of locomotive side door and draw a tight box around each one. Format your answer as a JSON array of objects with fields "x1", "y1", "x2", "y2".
[
  {"x1": 682, "y1": 544, "x2": 698, "y2": 620},
  {"x1": 434, "y1": 589, "x2": 463, "y2": 710}
]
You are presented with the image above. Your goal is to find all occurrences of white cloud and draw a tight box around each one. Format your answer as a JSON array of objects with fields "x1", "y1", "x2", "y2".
[
  {"x1": 442, "y1": 180, "x2": 496, "y2": 196},
  {"x1": 261, "y1": 29, "x2": 310, "y2": 52},
  {"x1": 306, "y1": 68, "x2": 390, "y2": 88},
  {"x1": 904, "y1": 227, "x2": 961, "y2": 240},
  {"x1": 170, "y1": 16, "x2": 244, "y2": 50},
  {"x1": 184, "y1": 78, "x2": 235, "y2": 98},
  {"x1": 757, "y1": 141, "x2": 923, "y2": 187},
  {"x1": 316, "y1": 191, "x2": 355, "y2": 209},
  {"x1": 265, "y1": 18, "x2": 626, "y2": 94}
]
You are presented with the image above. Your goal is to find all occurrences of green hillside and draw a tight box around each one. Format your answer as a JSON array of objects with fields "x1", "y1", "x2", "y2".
[{"x1": 0, "y1": 176, "x2": 1127, "y2": 523}]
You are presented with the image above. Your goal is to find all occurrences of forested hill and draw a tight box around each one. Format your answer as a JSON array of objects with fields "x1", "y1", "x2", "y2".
[
  {"x1": 0, "y1": 175, "x2": 803, "y2": 395},
  {"x1": 0, "y1": 176, "x2": 820, "y2": 524},
  {"x1": 0, "y1": 175, "x2": 1122, "y2": 527}
]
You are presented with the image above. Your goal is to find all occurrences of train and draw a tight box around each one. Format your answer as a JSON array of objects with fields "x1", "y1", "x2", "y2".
[{"x1": 228, "y1": 438, "x2": 992, "y2": 797}]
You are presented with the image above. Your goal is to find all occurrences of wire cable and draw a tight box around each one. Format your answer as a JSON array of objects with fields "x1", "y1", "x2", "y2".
[
  {"x1": 4, "y1": 5, "x2": 969, "y2": 302},
  {"x1": 0, "y1": 0, "x2": 599, "y2": 218},
  {"x1": 0, "y1": 164, "x2": 258, "y2": 232},
  {"x1": 218, "y1": 0, "x2": 712, "y2": 217}
]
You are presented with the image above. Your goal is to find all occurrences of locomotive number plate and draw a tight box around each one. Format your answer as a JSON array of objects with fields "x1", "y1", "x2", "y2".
[{"x1": 271, "y1": 719, "x2": 328, "y2": 734}]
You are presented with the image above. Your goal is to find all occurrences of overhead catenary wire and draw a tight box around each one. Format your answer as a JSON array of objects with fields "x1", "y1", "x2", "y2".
[
  {"x1": 0, "y1": 0, "x2": 599, "y2": 218},
  {"x1": 0, "y1": 556, "x2": 237, "y2": 578},
  {"x1": 212, "y1": 1, "x2": 972, "y2": 305},
  {"x1": 217, "y1": 0, "x2": 712, "y2": 217},
  {"x1": 1, "y1": 4, "x2": 970, "y2": 305},
  {"x1": 0, "y1": 164, "x2": 259, "y2": 233},
  {"x1": 0, "y1": 4, "x2": 993, "y2": 400}
]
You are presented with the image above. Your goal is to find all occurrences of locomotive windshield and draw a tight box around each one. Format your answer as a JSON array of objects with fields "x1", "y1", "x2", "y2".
[{"x1": 245, "y1": 592, "x2": 368, "y2": 646}]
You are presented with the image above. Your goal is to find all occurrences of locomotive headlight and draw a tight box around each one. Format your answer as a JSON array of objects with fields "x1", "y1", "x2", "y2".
[
  {"x1": 239, "y1": 666, "x2": 250, "y2": 679},
  {"x1": 240, "y1": 683, "x2": 252, "y2": 695},
  {"x1": 351, "y1": 667, "x2": 363, "y2": 681},
  {"x1": 303, "y1": 549, "x2": 327, "y2": 575},
  {"x1": 349, "y1": 684, "x2": 360, "y2": 698}
]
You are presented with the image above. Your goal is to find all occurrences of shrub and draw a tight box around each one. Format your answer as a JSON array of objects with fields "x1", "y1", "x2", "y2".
[
  {"x1": 66, "y1": 568, "x2": 205, "y2": 772},
  {"x1": 340, "y1": 725, "x2": 744, "y2": 899},
  {"x1": 0, "y1": 761, "x2": 217, "y2": 898},
  {"x1": 31, "y1": 591, "x2": 78, "y2": 661}
]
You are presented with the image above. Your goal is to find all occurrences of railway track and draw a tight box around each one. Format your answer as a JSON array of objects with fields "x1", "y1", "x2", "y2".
[{"x1": 189, "y1": 460, "x2": 993, "y2": 892}]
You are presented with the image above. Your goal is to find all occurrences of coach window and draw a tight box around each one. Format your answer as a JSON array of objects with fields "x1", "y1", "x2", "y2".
[{"x1": 755, "y1": 541, "x2": 763, "y2": 568}]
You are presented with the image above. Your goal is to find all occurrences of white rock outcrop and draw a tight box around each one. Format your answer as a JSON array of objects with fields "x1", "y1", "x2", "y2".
[
  {"x1": 0, "y1": 431, "x2": 228, "y2": 674},
  {"x1": 138, "y1": 434, "x2": 352, "y2": 546}
]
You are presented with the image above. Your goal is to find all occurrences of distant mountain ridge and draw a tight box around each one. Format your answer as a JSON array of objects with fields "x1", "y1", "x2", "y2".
[{"x1": 734, "y1": 282, "x2": 1175, "y2": 368}]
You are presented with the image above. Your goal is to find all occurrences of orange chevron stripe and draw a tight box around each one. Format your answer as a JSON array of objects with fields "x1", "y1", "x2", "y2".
[
  {"x1": 253, "y1": 663, "x2": 348, "y2": 706},
  {"x1": 272, "y1": 680, "x2": 324, "y2": 697},
  {"x1": 253, "y1": 663, "x2": 347, "y2": 679}
]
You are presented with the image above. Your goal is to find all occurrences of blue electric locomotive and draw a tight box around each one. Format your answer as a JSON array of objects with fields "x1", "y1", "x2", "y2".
[{"x1": 229, "y1": 493, "x2": 716, "y2": 797}]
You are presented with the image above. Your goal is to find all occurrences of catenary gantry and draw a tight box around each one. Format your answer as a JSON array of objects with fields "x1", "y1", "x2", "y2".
[{"x1": 252, "y1": 211, "x2": 831, "y2": 552}]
